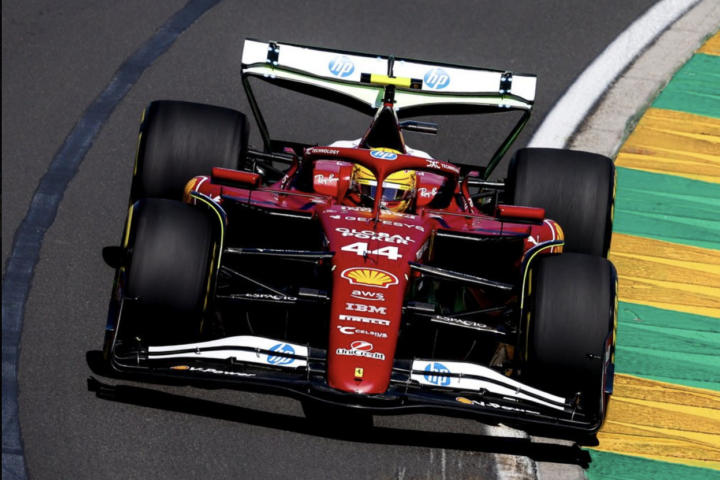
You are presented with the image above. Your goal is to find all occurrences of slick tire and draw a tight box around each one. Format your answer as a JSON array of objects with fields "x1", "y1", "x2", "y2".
[
  {"x1": 131, "y1": 100, "x2": 250, "y2": 202},
  {"x1": 506, "y1": 148, "x2": 615, "y2": 257},
  {"x1": 125, "y1": 199, "x2": 217, "y2": 341},
  {"x1": 524, "y1": 253, "x2": 616, "y2": 414}
]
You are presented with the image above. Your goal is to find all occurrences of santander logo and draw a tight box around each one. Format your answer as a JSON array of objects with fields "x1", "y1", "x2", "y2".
[
  {"x1": 336, "y1": 340, "x2": 385, "y2": 360},
  {"x1": 351, "y1": 341, "x2": 373, "y2": 352}
]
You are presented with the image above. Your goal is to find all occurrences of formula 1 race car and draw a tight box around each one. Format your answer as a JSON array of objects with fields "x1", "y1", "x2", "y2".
[{"x1": 100, "y1": 39, "x2": 617, "y2": 443}]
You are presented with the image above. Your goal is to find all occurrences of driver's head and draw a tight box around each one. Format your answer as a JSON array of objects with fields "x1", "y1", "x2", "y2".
[{"x1": 352, "y1": 164, "x2": 417, "y2": 213}]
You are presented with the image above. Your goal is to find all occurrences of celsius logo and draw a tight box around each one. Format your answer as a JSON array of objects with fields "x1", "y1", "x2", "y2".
[
  {"x1": 267, "y1": 343, "x2": 295, "y2": 365},
  {"x1": 370, "y1": 150, "x2": 398, "y2": 160},
  {"x1": 424, "y1": 68, "x2": 450, "y2": 90},
  {"x1": 337, "y1": 326, "x2": 388, "y2": 338},
  {"x1": 328, "y1": 55, "x2": 355, "y2": 78},
  {"x1": 424, "y1": 362, "x2": 451, "y2": 386}
]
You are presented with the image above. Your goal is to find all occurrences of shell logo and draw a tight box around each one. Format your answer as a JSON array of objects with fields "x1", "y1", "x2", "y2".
[{"x1": 341, "y1": 268, "x2": 399, "y2": 289}]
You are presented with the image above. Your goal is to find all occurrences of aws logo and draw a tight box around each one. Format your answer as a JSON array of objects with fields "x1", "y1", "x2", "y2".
[
  {"x1": 424, "y1": 68, "x2": 450, "y2": 90},
  {"x1": 328, "y1": 55, "x2": 355, "y2": 78}
]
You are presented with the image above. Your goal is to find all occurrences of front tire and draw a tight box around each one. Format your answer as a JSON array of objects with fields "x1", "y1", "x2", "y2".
[
  {"x1": 523, "y1": 253, "x2": 617, "y2": 416},
  {"x1": 125, "y1": 199, "x2": 218, "y2": 342},
  {"x1": 131, "y1": 100, "x2": 250, "y2": 202},
  {"x1": 506, "y1": 148, "x2": 615, "y2": 257}
]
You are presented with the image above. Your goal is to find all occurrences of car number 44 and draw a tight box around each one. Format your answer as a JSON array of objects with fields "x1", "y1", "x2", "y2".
[{"x1": 341, "y1": 242, "x2": 402, "y2": 260}]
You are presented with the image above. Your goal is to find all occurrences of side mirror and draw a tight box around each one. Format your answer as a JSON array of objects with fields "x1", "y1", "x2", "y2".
[
  {"x1": 497, "y1": 205, "x2": 545, "y2": 222},
  {"x1": 399, "y1": 120, "x2": 438, "y2": 135},
  {"x1": 211, "y1": 167, "x2": 261, "y2": 189}
]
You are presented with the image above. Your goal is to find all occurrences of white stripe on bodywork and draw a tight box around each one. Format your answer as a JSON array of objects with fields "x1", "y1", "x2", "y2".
[
  {"x1": 148, "y1": 336, "x2": 308, "y2": 368},
  {"x1": 544, "y1": 219, "x2": 556, "y2": 241},
  {"x1": 411, "y1": 359, "x2": 567, "y2": 410}
]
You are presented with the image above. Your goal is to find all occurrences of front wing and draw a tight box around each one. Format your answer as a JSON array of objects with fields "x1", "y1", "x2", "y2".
[{"x1": 105, "y1": 334, "x2": 603, "y2": 443}]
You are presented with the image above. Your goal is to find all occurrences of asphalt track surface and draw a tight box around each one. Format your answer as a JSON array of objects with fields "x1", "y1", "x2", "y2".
[{"x1": 3, "y1": 1, "x2": 662, "y2": 478}]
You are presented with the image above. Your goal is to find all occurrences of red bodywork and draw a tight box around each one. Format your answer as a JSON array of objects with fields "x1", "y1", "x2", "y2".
[{"x1": 185, "y1": 146, "x2": 562, "y2": 395}]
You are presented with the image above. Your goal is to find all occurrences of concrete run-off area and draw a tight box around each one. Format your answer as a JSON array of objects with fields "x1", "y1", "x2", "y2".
[{"x1": 571, "y1": 0, "x2": 720, "y2": 156}]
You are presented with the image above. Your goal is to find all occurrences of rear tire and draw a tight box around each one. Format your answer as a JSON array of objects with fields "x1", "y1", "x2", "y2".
[
  {"x1": 506, "y1": 148, "x2": 615, "y2": 257},
  {"x1": 131, "y1": 100, "x2": 250, "y2": 202},
  {"x1": 523, "y1": 253, "x2": 616, "y2": 414},
  {"x1": 125, "y1": 199, "x2": 218, "y2": 342}
]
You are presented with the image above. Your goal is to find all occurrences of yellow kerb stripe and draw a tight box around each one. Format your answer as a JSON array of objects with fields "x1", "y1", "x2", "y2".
[
  {"x1": 697, "y1": 31, "x2": 720, "y2": 56},
  {"x1": 615, "y1": 108, "x2": 720, "y2": 184},
  {"x1": 609, "y1": 233, "x2": 720, "y2": 318},
  {"x1": 593, "y1": 374, "x2": 720, "y2": 470}
]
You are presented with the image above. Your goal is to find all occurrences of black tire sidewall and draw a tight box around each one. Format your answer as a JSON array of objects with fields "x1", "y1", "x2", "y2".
[
  {"x1": 132, "y1": 100, "x2": 250, "y2": 202},
  {"x1": 126, "y1": 199, "x2": 217, "y2": 338},
  {"x1": 525, "y1": 253, "x2": 616, "y2": 408},
  {"x1": 507, "y1": 148, "x2": 615, "y2": 257}
]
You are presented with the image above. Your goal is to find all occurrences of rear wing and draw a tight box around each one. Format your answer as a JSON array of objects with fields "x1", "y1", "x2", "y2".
[
  {"x1": 241, "y1": 39, "x2": 536, "y2": 114},
  {"x1": 240, "y1": 39, "x2": 536, "y2": 178}
]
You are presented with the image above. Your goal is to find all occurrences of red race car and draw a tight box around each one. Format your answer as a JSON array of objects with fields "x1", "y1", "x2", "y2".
[{"x1": 99, "y1": 39, "x2": 617, "y2": 443}]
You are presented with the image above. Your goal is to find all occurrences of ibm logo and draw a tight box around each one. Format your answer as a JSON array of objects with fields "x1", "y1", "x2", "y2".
[
  {"x1": 424, "y1": 68, "x2": 450, "y2": 90},
  {"x1": 328, "y1": 55, "x2": 355, "y2": 78},
  {"x1": 423, "y1": 362, "x2": 451, "y2": 386},
  {"x1": 346, "y1": 303, "x2": 387, "y2": 314}
]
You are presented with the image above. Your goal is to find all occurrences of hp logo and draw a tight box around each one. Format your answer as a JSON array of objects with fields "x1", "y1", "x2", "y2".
[
  {"x1": 267, "y1": 343, "x2": 295, "y2": 365},
  {"x1": 370, "y1": 150, "x2": 398, "y2": 160},
  {"x1": 424, "y1": 68, "x2": 450, "y2": 90},
  {"x1": 423, "y1": 362, "x2": 451, "y2": 386},
  {"x1": 328, "y1": 55, "x2": 355, "y2": 78}
]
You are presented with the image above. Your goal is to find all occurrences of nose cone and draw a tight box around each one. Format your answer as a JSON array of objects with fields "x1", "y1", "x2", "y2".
[
  {"x1": 320, "y1": 208, "x2": 430, "y2": 395},
  {"x1": 329, "y1": 373, "x2": 386, "y2": 394},
  {"x1": 328, "y1": 324, "x2": 399, "y2": 394}
]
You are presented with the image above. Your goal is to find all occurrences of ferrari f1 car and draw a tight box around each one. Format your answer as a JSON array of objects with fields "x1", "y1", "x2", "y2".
[{"x1": 100, "y1": 39, "x2": 617, "y2": 443}]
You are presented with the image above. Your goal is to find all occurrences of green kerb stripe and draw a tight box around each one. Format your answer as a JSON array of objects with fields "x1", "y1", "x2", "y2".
[
  {"x1": 616, "y1": 302, "x2": 720, "y2": 392},
  {"x1": 614, "y1": 167, "x2": 720, "y2": 251},
  {"x1": 653, "y1": 53, "x2": 720, "y2": 119},
  {"x1": 587, "y1": 450, "x2": 717, "y2": 480}
]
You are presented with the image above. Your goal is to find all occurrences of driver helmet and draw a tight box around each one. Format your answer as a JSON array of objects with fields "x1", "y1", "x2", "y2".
[{"x1": 353, "y1": 163, "x2": 417, "y2": 213}]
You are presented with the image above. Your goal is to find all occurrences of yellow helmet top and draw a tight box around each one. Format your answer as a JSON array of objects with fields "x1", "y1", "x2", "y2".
[{"x1": 353, "y1": 152, "x2": 416, "y2": 213}]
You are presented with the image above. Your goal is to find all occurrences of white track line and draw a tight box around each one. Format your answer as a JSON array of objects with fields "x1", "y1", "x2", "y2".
[{"x1": 528, "y1": 0, "x2": 701, "y2": 149}]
